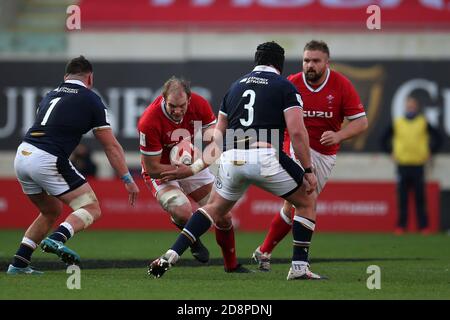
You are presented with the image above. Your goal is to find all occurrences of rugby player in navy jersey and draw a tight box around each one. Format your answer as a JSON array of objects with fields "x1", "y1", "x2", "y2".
[
  {"x1": 149, "y1": 42, "x2": 327, "y2": 280},
  {"x1": 7, "y1": 56, "x2": 139, "y2": 274}
]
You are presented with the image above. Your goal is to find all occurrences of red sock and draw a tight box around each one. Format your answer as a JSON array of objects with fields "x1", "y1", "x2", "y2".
[
  {"x1": 259, "y1": 208, "x2": 292, "y2": 254},
  {"x1": 215, "y1": 226, "x2": 238, "y2": 270}
]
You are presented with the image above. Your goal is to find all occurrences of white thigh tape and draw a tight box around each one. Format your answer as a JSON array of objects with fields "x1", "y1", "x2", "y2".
[{"x1": 69, "y1": 191, "x2": 98, "y2": 210}]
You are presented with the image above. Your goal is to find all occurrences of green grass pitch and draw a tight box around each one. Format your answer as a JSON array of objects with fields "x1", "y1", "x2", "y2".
[{"x1": 0, "y1": 230, "x2": 449, "y2": 299}]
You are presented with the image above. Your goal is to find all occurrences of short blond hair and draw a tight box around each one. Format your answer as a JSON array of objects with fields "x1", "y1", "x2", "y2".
[{"x1": 162, "y1": 76, "x2": 191, "y2": 100}]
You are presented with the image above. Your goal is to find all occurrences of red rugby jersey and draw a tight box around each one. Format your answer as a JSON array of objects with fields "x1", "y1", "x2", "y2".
[
  {"x1": 138, "y1": 93, "x2": 216, "y2": 164},
  {"x1": 285, "y1": 69, "x2": 365, "y2": 155}
]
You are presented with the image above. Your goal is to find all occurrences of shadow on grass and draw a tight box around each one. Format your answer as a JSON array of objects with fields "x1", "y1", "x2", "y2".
[{"x1": 0, "y1": 257, "x2": 433, "y2": 271}]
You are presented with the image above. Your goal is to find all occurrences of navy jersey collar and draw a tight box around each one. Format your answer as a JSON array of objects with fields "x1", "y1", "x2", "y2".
[
  {"x1": 64, "y1": 79, "x2": 87, "y2": 88},
  {"x1": 252, "y1": 65, "x2": 280, "y2": 74}
]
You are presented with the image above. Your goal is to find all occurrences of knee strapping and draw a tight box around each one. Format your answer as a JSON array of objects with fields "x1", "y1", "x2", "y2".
[
  {"x1": 159, "y1": 189, "x2": 189, "y2": 212},
  {"x1": 69, "y1": 191, "x2": 97, "y2": 210}
]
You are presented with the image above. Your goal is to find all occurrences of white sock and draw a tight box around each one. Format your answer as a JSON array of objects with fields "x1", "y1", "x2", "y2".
[
  {"x1": 61, "y1": 222, "x2": 75, "y2": 237},
  {"x1": 21, "y1": 237, "x2": 37, "y2": 250},
  {"x1": 165, "y1": 249, "x2": 180, "y2": 265},
  {"x1": 280, "y1": 207, "x2": 292, "y2": 225}
]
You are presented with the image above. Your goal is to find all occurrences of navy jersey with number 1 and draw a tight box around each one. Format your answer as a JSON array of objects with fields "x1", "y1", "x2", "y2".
[{"x1": 23, "y1": 80, "x2": 110, "y2": 158}]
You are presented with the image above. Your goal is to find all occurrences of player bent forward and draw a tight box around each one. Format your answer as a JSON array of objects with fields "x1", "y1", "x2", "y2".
[
  {"x1": 7, "y1": 56, "x2": 139, "y2": 275},
  {"x1": 138, "y1": 77, "x2": 246, "y2": 272}
]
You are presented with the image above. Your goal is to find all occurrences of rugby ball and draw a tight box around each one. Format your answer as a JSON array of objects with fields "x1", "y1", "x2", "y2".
[{"x1": 170, "y1": 139, "x2": 194, "y2": 165}]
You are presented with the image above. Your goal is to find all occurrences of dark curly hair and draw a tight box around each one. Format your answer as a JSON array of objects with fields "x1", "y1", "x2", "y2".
[{"x1": 254, "y1": 41, "x2": 285, "y2": 74}]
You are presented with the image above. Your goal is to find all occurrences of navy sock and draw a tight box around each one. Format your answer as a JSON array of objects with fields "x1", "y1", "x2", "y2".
[
  {"x1": 171, "y1": 219, "x2": 203, "y2": 248},
  {"x1": 171, "y1": 209, "x2": 212, "y2": 256},
  {"x1": 13, "y1": 244, "x2": 34, "y2": 268},
  {"x1": 292, "y1": 216, "x2": 315, "y2": 263},
  {"x1": 49, "y1": 225, "x2": 72, "y2": 243},
  {"x1": 171, "y1": 219, "x2": 185, "y2": 231}
]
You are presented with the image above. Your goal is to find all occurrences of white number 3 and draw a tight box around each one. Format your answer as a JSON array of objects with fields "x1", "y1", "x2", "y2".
[{"x1": 240, "y1": 90, "x2": 255, "y2": 126}]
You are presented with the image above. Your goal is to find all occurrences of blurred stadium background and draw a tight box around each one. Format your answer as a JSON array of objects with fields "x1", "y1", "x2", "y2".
[{"x1": 0, "y1": 0, "x2": 449, "y2": 233}]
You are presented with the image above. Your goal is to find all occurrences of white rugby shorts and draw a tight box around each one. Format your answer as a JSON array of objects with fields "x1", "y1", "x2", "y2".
[
  {"x1": 146, "y1": 168, "x2": 214, "y2": 197},
  {"x1": 289, "y1": 144, "x2": 336, "y2": 194},
  {"x1": 14, "y1": 142, "x2": 86, "y2": 196},
  {"x1": 214, "y1": 148, "x2": 303, "y2": 201}
]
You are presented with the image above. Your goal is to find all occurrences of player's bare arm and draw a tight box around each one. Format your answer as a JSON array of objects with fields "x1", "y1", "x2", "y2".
[
  {"x1": 320, "y1": 116, "x2": 368, "y2": 146},
  {"x1": 284, "y1": 107, "x2": 317, "y2": 193},
  {"x1": 141, "y1": 153, "x2": 179, "y2": 179},
  {"x1": 94, "y1": 128, "x2": 139, "y2": 205},
  {"x1": 205, "y1": 114, "x2": 226, "y2": 164}
]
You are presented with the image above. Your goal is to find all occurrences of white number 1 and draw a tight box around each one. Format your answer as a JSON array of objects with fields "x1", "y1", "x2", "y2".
[
  {"x1": 41, "y1": 97, "x2": 61, "y2": 126},
  {"x1": 240, "y1": 90, "x2": 255, "y2": 126}
]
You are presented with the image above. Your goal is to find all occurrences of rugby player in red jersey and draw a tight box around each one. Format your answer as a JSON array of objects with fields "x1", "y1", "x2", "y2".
[
  {"x1": 138, "y1": 77, "x2": 241, "y2": 271},
  {"x1": 253, "y1": 40, "x2": 368, "y2": 271}
]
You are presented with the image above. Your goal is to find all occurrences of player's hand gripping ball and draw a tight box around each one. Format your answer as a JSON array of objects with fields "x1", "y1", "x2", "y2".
[{"x1": 170, "y1": 139, "x2": 195, "y2": 165}]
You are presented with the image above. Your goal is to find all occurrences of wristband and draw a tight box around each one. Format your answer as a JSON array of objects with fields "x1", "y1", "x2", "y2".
[
  {"x1": 190, "y1": 159, "x2": 206, "y2": 175},
  {"x1": 121, "y1": 172, "x2": 134, "y2": 184},
  {"x1": 304, "y1": 167, "x2": 313, "y2": 174}
]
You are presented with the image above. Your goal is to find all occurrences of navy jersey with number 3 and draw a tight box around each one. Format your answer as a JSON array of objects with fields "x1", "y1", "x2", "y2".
[
  {"x1": 220, "y1": 66, "x2": 303, "y2": 148},
  {"x1": 23, "y1": 81, "x2": 110, "y2": 158}
]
